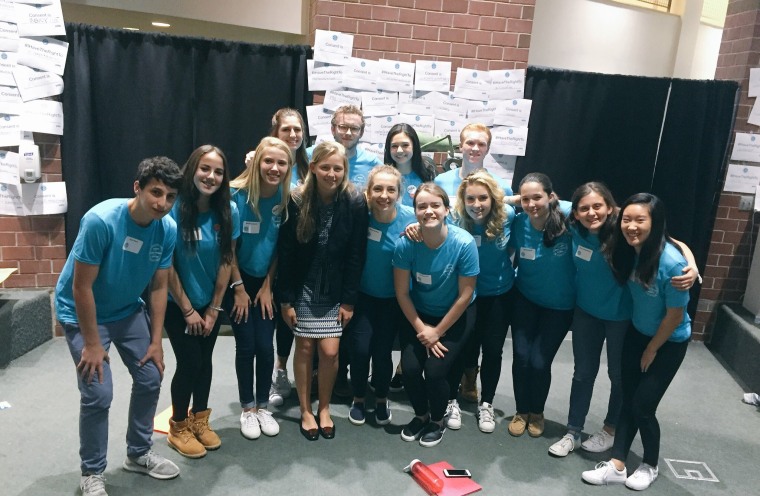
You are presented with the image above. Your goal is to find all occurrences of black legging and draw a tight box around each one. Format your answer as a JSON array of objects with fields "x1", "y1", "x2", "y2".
[
  {"x1": 401, "y1": 305, "x2": 475, "y2": 422},
  {"x1": 165, "y1": 300, "x2": 221, "y2": 421},
  {"x1": 611, "y1": 325, "x2": 687, "y2": 467}
]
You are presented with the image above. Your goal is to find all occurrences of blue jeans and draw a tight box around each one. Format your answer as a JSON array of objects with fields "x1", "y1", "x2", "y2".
[
  {"x1": 567, "y1": 306, "x2": 627, "y2": 433},
  {"x1": 347, "y1": 292, "x2": 403, "y2": 399},
  {"x1": 511, "y1": 290, "x2": 573, "y2": 414},
  {"x1": 224, "y1": 274, "x2": 275, "y2": 409},
  {"x1": 63, "y1": 307, "x2": 161, "y2": 475}
]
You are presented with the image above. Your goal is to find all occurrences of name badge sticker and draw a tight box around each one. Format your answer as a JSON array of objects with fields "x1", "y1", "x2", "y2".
[
  {"x1": 243, "y1": 221, "x2": 260, "y2": 234},
  {"x1": 473, "y1": 235, "x2": 481, "y2": 247},
  {"x1": 520, "y1": 247, "x2": 536, "y2": 260},
  {"x1": 367, "y1": 227, "x2": 382, "y2": 242},
  {"x1": 416, "y1": 272, "x2": 432, "y2": 284},
  {"x1": 575, "y1": 245, "x2": 593, "y2": 261},
  {"x1": 123, "y1": 236, "x2": 143, "y2": 254}
]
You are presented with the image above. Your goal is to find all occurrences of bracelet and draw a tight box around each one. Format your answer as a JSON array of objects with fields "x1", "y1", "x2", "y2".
[
  {"x1": 229, "y1": 279, "x2": 244, "y2": 289},
  {"x1": 183, "y1": 308, "x2": 195, "y2": 317},
  {"x1": 208, "y1": 305, "x2": 224, "y2": 312}
]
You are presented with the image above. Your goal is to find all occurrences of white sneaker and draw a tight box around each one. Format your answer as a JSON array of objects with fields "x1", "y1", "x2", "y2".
[
  {"x1": 743, "y1": 392, "x2": 760, "y2": 405},
  {"x1": 80, "y1": 474, "x2": 107, "y2": 496},
  {"x1": 582, "y1": 429, "x2": 615, "y2": 452},
  {"x1": 122, "y1": 450, "x2": 180, "y2": 480},
  {"x1": 582, "y1": 461, "x2": 627, "y2": 485},
  {"x1": 256, "y1": 409, "x2": 280, "y2": 437},
  {"x1": 549, "y1": 433, "x2": 581, "y2": 457},
  {"x1": 240, "y1": 411, "x2": 261, "y2": 439},
  {"x1": 269, "y1": 369, "x2": 291, "y2": 406},
  {"x1": 625, "y1": 463, "x2": 658, "y2": 490},
  {"x1": 445, "y1": 399, "x2": 462, "y2": 430},
  {"x1": 477, "y1": 402, "x2": 495, "y2": 433}
]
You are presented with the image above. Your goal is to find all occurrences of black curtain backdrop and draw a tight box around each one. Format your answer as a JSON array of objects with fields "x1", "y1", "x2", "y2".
[
  {"x1": 61, "y1": 23, "x2": 312, "y2": 251},
  {"x1": 519, "y1": 67, "x2": 739, "y2": 314}
]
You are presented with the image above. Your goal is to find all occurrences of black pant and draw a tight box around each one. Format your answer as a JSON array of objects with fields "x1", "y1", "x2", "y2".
[
  {"x1": 347, "y1": 293, "x2": 404, "y2": 399},
  {"x1": 611, "y1": 325, "x2": 687, "y2": 467},
  {"x1": 463, "y1": 289, "x2": 515, "y2": 404},
  {"x1": 165, "y1": 300, "x2": 221, "y2": 421},
  {"x1": 401, "y1": 305, "x2": 475, "y2": 422}
]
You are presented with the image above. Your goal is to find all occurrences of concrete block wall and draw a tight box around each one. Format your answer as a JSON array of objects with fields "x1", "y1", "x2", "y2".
[{"x1": 700, "y1": 0, "x2": 760, "y2": 340}]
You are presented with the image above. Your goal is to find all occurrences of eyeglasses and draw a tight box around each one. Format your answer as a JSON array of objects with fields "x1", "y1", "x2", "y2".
[{"x1": 336, "y1": 123, "x2": 362, "y2": 134}]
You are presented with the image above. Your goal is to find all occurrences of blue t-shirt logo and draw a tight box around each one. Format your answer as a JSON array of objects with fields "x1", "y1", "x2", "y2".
[
  {"x1": 553, "y1": 242, "x2": 568, "y2": 257},
  {"x1": 149, "y1": 244, "x2": 163, "y2": 262}
]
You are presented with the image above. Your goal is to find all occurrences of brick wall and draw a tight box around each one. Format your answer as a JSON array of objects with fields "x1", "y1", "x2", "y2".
[
  {"x1": 310, "y1": 0, "x2": 535, "y2": 73},
  {"x1": 698, "y1": 0, "x2": 760, "y2": 340},
  {"x1": 0, "y1": 134, "x2": 66, "y2": 291}
]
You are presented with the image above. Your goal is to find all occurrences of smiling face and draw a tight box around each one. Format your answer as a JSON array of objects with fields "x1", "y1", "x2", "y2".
[
  {"x1": 414, "y1": 190, "x2": 448, "y2": 229},
  {"x1": 367, "y1": 171, "x2": 400, "y2": 215},
  {"x1": 464, "y1": 183, "x2": 492, "y2": 225},
  {"x1": 276, "y1": 115, "x2": 304, "y2": 151},
  {"x1": 574, "y1": 191, "x2": 612, "y2": 234},
  {"x1": 133, "y1": 178, "x2": 178, "y2": 223},
  {"x1": 310, "y1": 152, "x2": 345, "y2": 199},
  {"x1": 331, "y1": 112, "x2": 363, "y2": 151},
  {"x1": 620, "y1": 203, "x2": 652, "y2": 252},
  {"x1": 460, "y1": 130, "x2": 490, "y2": 167},
  {"x1": 192, "y1": 151, "x2": 224, "y2": 198},
  {"x1": 258, "y1": 146, "x2": 290, "y2": 189},
  {"x1": 389, "y1": 132, "x2": 413, "y2": 168},
  {"x1": 519, "y1": 180, "x2": 552, "y2": 221}
]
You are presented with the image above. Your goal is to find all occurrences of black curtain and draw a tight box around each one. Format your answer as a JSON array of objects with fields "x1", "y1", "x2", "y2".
[
  {"x1": 61, "y1": 23, "x2": 312, "y2": 251},
  {"x1": 518, "y1": 67, "x2": 739, "y2": 314}
]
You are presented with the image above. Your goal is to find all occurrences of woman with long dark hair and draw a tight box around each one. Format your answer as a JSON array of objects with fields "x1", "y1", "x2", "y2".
[
  {"x1": 165, "y1": 145, "x2": 238, "y2": 458},
  {"x1": 383, "y1": 123, "x2": 434, "y2": 207},
  {"x1": 582, "y1": 193, "x2": 692, "y2": 491}
]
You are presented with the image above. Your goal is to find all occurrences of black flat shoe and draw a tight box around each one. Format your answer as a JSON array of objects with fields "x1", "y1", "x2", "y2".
[
  {"x1": 319, "y1": 423, "x2": 335, "y2": 439},
  {"x1": 300, "y1": 423, "x2": 319, "y2": 441}
]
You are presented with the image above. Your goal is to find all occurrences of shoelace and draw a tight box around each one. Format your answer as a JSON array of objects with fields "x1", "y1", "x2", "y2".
[
  {"x1": 479, "y1": 407, "x2": 494, "y2": 422},
  {"x1": 141, "y1": 451, "x2": 161, "y2": 469},
  {"x1": 257, "y1": 411, "x2": 276, "y2": 425},
  {"x1": 242, "y1": 412, "x2": 258, "y2": 427},
  {"x1": 447, "y1": 403, "x2": 461, "y2": 418},
  {"x1": 82, "y1": 474, "x2": 106, "y2": 491}
]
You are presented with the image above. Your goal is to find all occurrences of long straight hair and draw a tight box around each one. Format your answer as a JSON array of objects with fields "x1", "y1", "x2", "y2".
[
  {"x1": 384, "y1": 123, "x2": 433, "y2": 181},
  {"x1": 229, "y1": 137, "x2": 292, "y2": 223},
  {"x1": 570, "y1": 181, "x2": 618, "y2": 255},
  {"x1": 518, "y1": 172, "x2": 566, "y2": 247},
  {"x1": 270, "y1": 108, "x2": 309, "y2": 183},
  {"x1": 179, "y1": 145, "x2": 233, "y2": 264},
  {"x1": 454, "y1": 170, "x2": 506, "y2": 241},
  {"x1": 295, "y1": 141, "x2": 353, "y2": 243},
  {"x1": 611, "y1": 193, "x2": 681, "y2": 287}
]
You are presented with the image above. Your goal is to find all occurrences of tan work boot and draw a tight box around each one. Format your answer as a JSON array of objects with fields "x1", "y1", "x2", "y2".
[
  {"x1": 190, "y1": 409, "x2": 222, "y2": 450},
  {"x1": 459, "y1": 366, "x2": 479, "y2": 403},
  {"x1": 528, "y1": 413, "x2": 545, "y2": 437},
  {"x1": 168, "y1": 418, "x2": 206, "y2": 458}
]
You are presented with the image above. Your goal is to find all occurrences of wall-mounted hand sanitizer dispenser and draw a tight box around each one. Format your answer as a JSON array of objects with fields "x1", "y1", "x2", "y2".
[{"x1": 18, "y1": 143, "x2": 40, "y2": 183}]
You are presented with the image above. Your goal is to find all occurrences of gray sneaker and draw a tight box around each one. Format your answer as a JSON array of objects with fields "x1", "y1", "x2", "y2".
[
  {"x1": 123, "y1": 450, "x2": 180, "y2": 480},
  {"x1": 80, "y1": 474, "x2": 107, "y2": 496}
]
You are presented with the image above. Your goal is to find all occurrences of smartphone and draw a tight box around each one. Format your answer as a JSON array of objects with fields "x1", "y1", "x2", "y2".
[{"x1": 443, "y1": 468, "x2": 471, "y2": 478}]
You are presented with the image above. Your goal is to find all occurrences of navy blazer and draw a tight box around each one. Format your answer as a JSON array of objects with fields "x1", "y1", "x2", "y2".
[{"x1": 276, "y1": 186, "x2": 368, "y2": 307}]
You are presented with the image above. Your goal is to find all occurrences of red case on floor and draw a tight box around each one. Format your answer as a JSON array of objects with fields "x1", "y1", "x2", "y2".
[{"x1": 427, "y1": 461, "x2": 482, "y2": 496}]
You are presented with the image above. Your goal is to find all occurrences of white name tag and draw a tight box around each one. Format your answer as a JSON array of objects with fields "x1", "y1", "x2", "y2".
[
  {"x1": 520, "y1": 247, "x2": 536, "y2": 260},
  {"x1": 416, "y1": 272, "x2": 432, "y2": 284},
  {"x1": 123, "y1": 236, "x2": 143, "y2": 254},
  {"x1": 575, "y1": 245, "x2": 593, "y2": 262},
  {"x1": 243, "y1": 221, "x2": 260, "y2": 234},
  {"x1": 473, "y1": 235, "x2": 481, "y2": 247},
  {"x1": 367, "y1": 227, "x2": 382, "y2": 242}
]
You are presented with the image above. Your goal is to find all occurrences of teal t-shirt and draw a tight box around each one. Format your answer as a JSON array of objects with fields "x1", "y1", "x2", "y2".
[
  {"x1": 360, "y1": 204, "x2": 416, "y2": 298},
  {"x1": 170, "y1": 199, "x2": 240, "y2": 308},
  {"x1": 232, "y1": 187, "x2": 283, "y2": 278},
  {"x1": 509, "y1": 212, "x2": 576, "y2": 310},
  {"x1": 400, "y1": 171, "x2": 423, "y2": 207},
  {"x1": 55, "y1": 198, "x2": 177, "y2": 324},
  {"x1": 456, "y1": 205, "x2": 515, "y2": 297},
  {"x1": 392, "y1": 224, "x2": 480, "y2": 317},
  {"x1": 434, "y1": 168, "x2": 513, "y2": 206},
  {"x1": 628, "y1": 242, "x2": 691, "y2": 342},
  {"x1": 570, "y1": 225, "x2": 632, "y2": 321}
]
